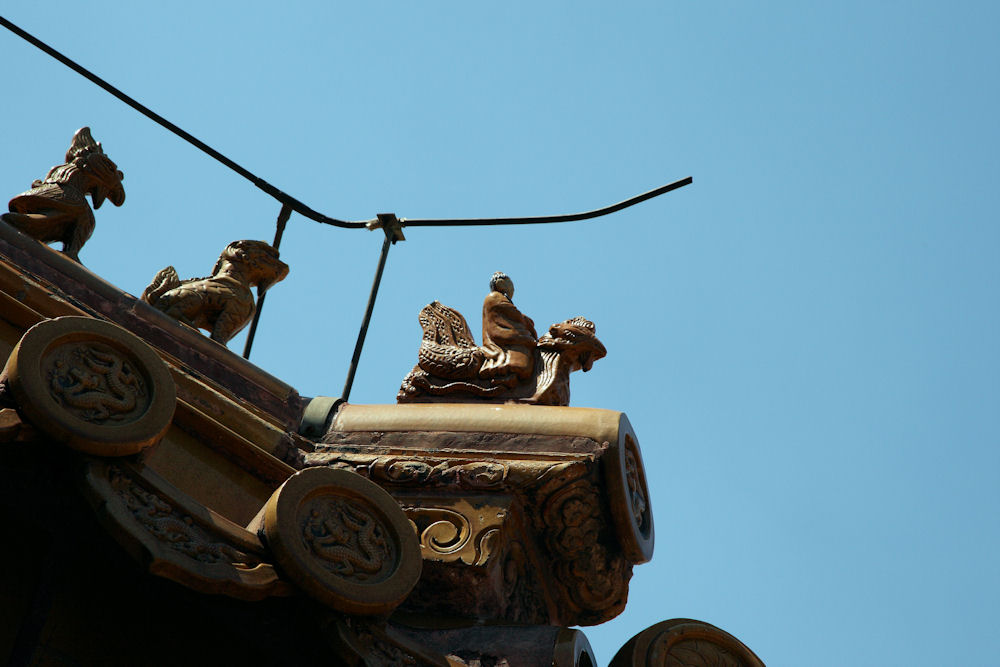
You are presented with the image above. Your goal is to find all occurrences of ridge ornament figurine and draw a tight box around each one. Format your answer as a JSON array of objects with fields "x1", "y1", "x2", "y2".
[
  {"x1": 479, "y1": 271, "x2": 538, "y2": 386},
  {"x1": 398, "y1": 272, "x2": 606, "y2": 405},
  {"x1": 141, "y1": 240, "x2": 289, "y2": 345},
  {"x1": 2, "y1": 127, "x2": 125, "y2": 262}
]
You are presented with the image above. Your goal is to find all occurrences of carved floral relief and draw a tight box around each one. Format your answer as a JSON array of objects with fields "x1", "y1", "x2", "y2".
[{"x1": 541, "y1": 478, "x2": 630, "y2": 618}]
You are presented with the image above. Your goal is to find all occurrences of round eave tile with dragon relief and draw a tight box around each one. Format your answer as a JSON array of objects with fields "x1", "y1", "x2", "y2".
[
  {"x1": 261, "y1": 467, "x2": 422, "y2": 615},
  {"x1": 610, "y1": 618, "x2": 765, "y2": 667},
  {"x1": 4, "y1": 316, "x2": 176, "y2": 456},
  {"x1": 604, "y1": 414, "x2": 655, "y2": 564}
]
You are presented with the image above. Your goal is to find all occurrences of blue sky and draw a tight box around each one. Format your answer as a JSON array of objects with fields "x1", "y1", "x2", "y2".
[{"x1": 2, "y1": 3, "x2": 998, "y2": 664}]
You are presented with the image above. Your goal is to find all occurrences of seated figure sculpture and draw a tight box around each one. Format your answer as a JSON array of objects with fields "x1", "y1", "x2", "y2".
[
  {"x1": 398, "y1": 271, "x2": 606, "y2": 405},
  {"x1": 141, "y1": 240, "x2": 289, "y2": 345},
  {"x1": 2, "y1": 127, "x2": 125, "y2": 262},
  {"x1": 479, "y1": 271, "x2": 538, "y2": 387}
]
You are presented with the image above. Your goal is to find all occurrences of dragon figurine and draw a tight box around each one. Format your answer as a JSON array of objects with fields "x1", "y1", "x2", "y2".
[
  {"x1": 141, "y1": 240, "x2": 289, "y2": 345},
  {"x1": 398, "y1": 273, "x2": 606, "y2": 405},
  {"x1": 2, "y1": 127, "x2": 125, "y2": 261}
]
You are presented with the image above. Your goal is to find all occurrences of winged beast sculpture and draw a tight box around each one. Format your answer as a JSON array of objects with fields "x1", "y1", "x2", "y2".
[{"x1": 3, "y1": 127, "x2": 125, "y2": 261}]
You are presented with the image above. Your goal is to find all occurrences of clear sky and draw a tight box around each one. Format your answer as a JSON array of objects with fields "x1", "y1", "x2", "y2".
[{"x1": 2, "y1": 3, "x2": 998, "y2": 664}]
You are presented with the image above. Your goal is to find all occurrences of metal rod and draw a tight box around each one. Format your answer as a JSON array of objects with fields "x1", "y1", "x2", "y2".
[
  {"x1": 243, "y1": 204, "x2": 292, "y2": 359},
  {"x1": 342, "y1": 232, "x2": 393, "y2": 402}
]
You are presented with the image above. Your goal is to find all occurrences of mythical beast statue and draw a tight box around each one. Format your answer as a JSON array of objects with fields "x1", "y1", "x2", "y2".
[
  {"x1": 141, "y1": 240, "x2": 289, "y2": 345},
  {"x1": 2, "y1": 127, "x2": 125, "y2": 261},
  {"x1": 398, "y1": 272, "x2": 606, "y2": 405}
]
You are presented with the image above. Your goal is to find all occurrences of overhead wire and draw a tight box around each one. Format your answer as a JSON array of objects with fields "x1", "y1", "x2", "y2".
[
  {"x1": 0, "y1": 14, "x2": 694, "y2": 377},
  {"x1": 0, "y1": 15, "x2": 366, "y2": 229},
  {"x1": 0, "y1": 15, "x2": 691, "y2": 232}
]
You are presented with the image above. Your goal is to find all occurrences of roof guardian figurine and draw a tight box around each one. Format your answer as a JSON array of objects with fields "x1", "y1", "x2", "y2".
[
  {"x1": 398, "y1": 271, "x2": 606, "y2": 404},
  {"x1": 2, "y1": 127, "x2": 125, "y2": 262},
  {"x1": 141, "y1": 239, "x2": 289, "y2": 345}
]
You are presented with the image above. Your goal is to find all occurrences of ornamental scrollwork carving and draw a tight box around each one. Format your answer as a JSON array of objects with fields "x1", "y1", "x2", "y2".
[
  {"x1": 402, "y1": 499, "x2": 507, "y2": 567},
  {"x1": 411, "y1": 507, "x2": 470, "y2": 556},
  {"x1": 48, "y1": 342, "x2": 148, "y2": 424},
  {"x1": 301, "y1": 496, "x2": 395, "y2": 583}
]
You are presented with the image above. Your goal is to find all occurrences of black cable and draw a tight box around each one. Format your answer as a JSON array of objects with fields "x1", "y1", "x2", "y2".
[
  {"x1": 0, "y1": 15, "x2": 692, "y2": 231},
  {"x1": 0, "y1": 15, "x2": 366, "y2": 229},
  {"x1": 403, "y1": 177, "x2": 693, "y2": 227}
]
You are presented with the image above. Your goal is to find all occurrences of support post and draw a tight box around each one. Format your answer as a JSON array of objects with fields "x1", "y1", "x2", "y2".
[
  {"x1": 243, "y1": 203, "x2": 292, "y2": 359},
  {"x1": 341, "y1": 214, "x2": 404, "y2": 402}
]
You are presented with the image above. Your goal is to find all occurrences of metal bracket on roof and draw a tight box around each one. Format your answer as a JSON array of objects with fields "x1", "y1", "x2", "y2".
[{"x1": 299, "y1": 396, "x2": 344, "y2": 439}]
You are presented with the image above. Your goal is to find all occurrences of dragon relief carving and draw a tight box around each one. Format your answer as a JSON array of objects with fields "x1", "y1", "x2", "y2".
[
  {"x1": 304, "y1": 452, "x2": 509, "y2": 491},
  {"x1": 381, "y1": 459, "x2": 507, "y2": 489},
  {"x1": 335, "y1": 618, "x2": 426, "y2": 667},
  {"x1": 47, "y1": 343, "x2": 148, "y2": 424},
  {"x1": 3, "y1": 127, "x2": 125, "y2": 261},
  {"x1": 301, "y1": 497, "x2": 395, "y2": 583},
  {"x1": 142, "y1": 239, "x2": 289, "y2": 344},
  {"x1": 654, "y1": 639, "x2": 746, "y2": 667},
  {"x1": 611, "y1": 619, "x2": 766, "y2": 667},
  {"x1": 625, "y1": 441, "x2": 650, "y2": 535},
  {"x1": 398, "y1": 272, "x2": 606, "y2": 405},
  {"x1": 108, "y1": 465, "x2": 257, "y2": 566},
  {"x1": 356, "y1": 634, "x2": 419, "y2": 667}
]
